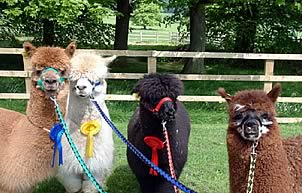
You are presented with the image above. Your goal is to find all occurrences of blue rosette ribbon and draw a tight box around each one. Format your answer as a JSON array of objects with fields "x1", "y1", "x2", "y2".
[{"x1": 49, "y1": 123, "x2": 65, "y2": 167}]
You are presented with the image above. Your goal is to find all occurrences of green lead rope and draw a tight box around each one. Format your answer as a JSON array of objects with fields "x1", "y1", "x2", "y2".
[{"x1": 50, "y1": 96, "x2": 107, "y2": 193}]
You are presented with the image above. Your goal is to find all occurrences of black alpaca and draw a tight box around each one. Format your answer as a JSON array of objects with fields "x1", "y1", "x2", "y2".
[{"x1": 127, "y1": 73, "x2": 191, "y2": 193}]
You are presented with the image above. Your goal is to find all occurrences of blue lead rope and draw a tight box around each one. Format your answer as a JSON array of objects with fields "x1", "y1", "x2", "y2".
[
  {"x1": 50, "y1": 97, "x2": 107, "y2": 193},
  {"x1": 90, "y1": 99, "x2": 197, "y2": 193}
]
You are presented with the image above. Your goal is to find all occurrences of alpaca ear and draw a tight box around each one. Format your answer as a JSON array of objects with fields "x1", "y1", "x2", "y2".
[
  {"x1": 104, "y1": 55, "x2": 117, "y2": 66},
  {"x1": 131, "y1": 82, "x2": 141, "y2": 98},
  {"x1": 65, "y1": 42, "x2": 76, "y2": 58},
  {"x1": 267, "y1": 83, "x2": 281, "y2": 103},
  {"x1": 218, "y1": 88, "x2": 232, "y2": 103},
  {"x1": 23, "y1": 42, "x2": 36, "y2": 57}
]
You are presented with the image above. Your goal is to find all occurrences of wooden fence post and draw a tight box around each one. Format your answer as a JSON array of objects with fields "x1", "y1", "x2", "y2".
[
  {"x1": 22, "y1": 53, "x2": 31, "y2": 95},
  {"x1": 263, "y1": 59, "x2": 274, "y2": 92},
  {"x1": 148, "y1": 52, "x2": 157, "y2": 73}
]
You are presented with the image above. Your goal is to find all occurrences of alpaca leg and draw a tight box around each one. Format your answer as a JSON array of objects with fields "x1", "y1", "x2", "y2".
[
  {"x1": 155, "y1": 180, "x2": 175, "y2": 193},
  {"x1": 136, "y1": 176, "x2": 156, "y2": 193},
  {"x1": 57, "y1": 173, "x2": 82, "y2": 193},
  {"x1": 81, "y1": 173, "x2": 104, "y2": 193}
]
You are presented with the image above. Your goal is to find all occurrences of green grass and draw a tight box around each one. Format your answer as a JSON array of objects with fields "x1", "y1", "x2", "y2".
[
  {"x1": 1, "y1": 100, "x2": 301, "y2": 193},
  {"x1": 1, "y1": 43, "x2": 302, "y2": 192}
]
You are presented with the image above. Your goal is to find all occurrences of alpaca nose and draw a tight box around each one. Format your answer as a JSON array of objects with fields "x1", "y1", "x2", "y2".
[
  {"x1": 165, "y1": 107, "x2": 175, "y2": 118},
  {"x1": 44, "y1": 77, "x2": 58, "y2": 85},
  {"x1": 244, "y1": 120, "x2": 258, "y2": 134},
  {"x1": 161, "y1": 102, "x2": 176, "y2": 121},
  {"x1": 76, "y1": 85, "x2": 87, "y2": 90}
]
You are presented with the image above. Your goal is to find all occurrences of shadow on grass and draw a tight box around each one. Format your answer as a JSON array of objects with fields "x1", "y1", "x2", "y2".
[{"x1": 106, "y1": 165, "x2": 140, "y2": 193}]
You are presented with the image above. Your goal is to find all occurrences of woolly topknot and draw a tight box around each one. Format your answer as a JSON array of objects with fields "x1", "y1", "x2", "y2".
[
  {"x1": 69, "y1": 53, "x2": 116, "y2": 81},
  {"x1": 132, "y1": 73, "x2": 183, "y2": 105}
]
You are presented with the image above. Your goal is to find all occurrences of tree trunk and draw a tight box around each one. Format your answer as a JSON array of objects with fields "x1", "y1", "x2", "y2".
[
  {"x1": 182, "y1": 1, "x2": 206, "y2": 74},
  {"x1": 234, "y1": 4, "x2": 257, "y2": 53},
  {"x1": 42, "y1": 19, "x2": 55, "y2": 46},
  {"x1": 113, "y1": 0, "x2": 131, "y2": 67}
]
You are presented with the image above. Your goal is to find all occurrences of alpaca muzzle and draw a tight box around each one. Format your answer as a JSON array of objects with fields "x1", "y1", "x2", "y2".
[
  {"x1": 37, "y1": 68, "x2": 65, "y2": 96},
  {"x1": 242, "y1": 119, "x2": 260, "y2": 140},
  {"x1": 158, "y1": 102, "x2": 176, "y2": 121},
  {"x1": 239, "y1": 113, "x2": 264, "y2": 141},
  {"x1": 73, "y1": 78, "x2": 104, "y2": 98},
  {"x1": 149, "y1": 97, "x2": 176, "y2": 122}
]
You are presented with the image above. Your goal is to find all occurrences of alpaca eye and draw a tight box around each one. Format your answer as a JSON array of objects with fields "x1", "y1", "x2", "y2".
[
  {"x1": 60, "y1": 70, "x2": 66, "y2": 77},
  {"x1": 234, "y1": 113, "x2": 243, "y2": 120},
  {"x1": 261, "y1": 113, "x2": 269, "y2": 119},
  {"x1": 36, "y1": 70, "x2": 42, "y2": 76}
]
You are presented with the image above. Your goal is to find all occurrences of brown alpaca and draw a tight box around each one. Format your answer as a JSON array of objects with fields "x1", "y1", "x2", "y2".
[
  {"x1": 218, "y1": 84, "x2": 302, "y2": 193},
  {"x1": 0, "y1": 42, "x2": 75, "y2": 193}
]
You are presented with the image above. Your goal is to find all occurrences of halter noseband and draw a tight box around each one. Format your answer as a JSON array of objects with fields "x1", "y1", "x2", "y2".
[
  {"x1": 88, "y1": 79, "x2": 102, "y2": 91},
  {"x1": 149, "y1": 97, "x2": 173, "y2": 113},
  {"x1": 37, "y1": 67, "x2": 65, "y2": 91}
]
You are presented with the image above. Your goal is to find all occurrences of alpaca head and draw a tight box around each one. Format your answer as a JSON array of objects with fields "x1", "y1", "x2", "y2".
[
  {"x1": 69, "y1": 53, "x2": 116, "y2": 98},
  {"x1": 132, "y1": 73, "x2": 183, "y2": 122},
  {"x1": 218, "y1": 84, "x2": 281, "y2": 141},
  {"x1": 24, "y1": 42, "x2": 76, "y2": 97}
]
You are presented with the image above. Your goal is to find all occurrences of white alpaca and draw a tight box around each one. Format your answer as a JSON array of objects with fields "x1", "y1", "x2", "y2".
[{"x1": 57, "y1": 53, "x2": 116, "y2": 193}]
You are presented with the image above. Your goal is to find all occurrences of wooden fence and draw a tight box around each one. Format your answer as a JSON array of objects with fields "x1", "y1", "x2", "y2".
[
  {"x1": 1, "y1": 48, "x2": 302, "y2": 123},
  {"x1": 128, "y1": 31, "x2": 189, "y2": 44}
]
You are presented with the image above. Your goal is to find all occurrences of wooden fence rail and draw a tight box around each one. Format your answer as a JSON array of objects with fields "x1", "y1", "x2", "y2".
[
  {"x1": 1, "y1": 48, "x2": 302, "y2": 123},
  {"x1": 128, "y1": 31, "x2": 189, "y2": 44}
]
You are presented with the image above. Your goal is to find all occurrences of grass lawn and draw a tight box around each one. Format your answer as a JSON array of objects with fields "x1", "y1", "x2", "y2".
[
  {"x1": 1, "y1": 43, "x2": 302, "y2": 192},
  {"x1": 0, "y1": 100, "x2": 301, "y2": 193}
]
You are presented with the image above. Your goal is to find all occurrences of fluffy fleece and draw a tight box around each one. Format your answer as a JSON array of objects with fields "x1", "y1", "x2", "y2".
[
  {"x1": 57, "y1": 53, "x2": 116, "y2": 193},
  {"x1": 0, "y1": 42, "x2": 75, "y2": 193},
  {"x1": 218, "y1": 84, "x2": 302, "y2": 193},
  {"x1": 127, "y1": 73, "x2": 191, "y2": 193}
]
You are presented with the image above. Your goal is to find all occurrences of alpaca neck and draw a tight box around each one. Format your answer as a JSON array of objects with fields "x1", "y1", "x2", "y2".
[
  {"x1": 139, "y1": 106, "x2": 175, "y2": 137},
  {"x1": 228, "y1": 124, "x2": 294, "y2": 193},
  {"x1": 2, "y1": 85, "x2": 65, "y2": 186},
  {"x1": 26, "y1": 86, "x2": 59, "y2": 130},
  {"x1": 66, "y1": 92, "x2": 107, "y2": 129}
]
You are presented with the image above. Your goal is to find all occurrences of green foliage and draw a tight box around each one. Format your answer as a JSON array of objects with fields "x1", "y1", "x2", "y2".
[
  {"x1": 0, "y1": 0, "x2": 115, "y2": 47},
  {"x1": 165, "y1": 0, "x2": 302, "y2": 53},
  {"x1": 132, "y1": 1, "x2": 162, "y2": 29},
  {"x1": 3, "y1": 0, "x2": 88, "y2": 25},
  {"x1": 207, "y1": 1, "x2": 302, "y2": 53}
]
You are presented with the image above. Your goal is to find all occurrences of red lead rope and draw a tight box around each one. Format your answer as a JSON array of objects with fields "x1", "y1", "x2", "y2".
[{"x1": 162, "y1": 121, "x2": 179, "y2": 193}]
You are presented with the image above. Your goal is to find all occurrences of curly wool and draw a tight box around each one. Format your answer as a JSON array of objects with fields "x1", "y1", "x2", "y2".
[
  {"x1": 127, "y1": 73, "x2": 191, "y2": 193},
  {"x1": 220, "y1": 85, "x2": 302, "y2": 193},
  {"x1": 0, "y1": 42, "x2": 74, "y2": 193},
  {"x1": 57, "y1": 53, "x2": 115, "y2": 193}
]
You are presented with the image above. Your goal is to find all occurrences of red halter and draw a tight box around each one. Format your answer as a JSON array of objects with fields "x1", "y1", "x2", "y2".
[{"x1": 150, "y1": 97, "x2": 173, "y2": 112}]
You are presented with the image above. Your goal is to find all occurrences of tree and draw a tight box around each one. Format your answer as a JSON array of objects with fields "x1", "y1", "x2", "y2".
[
  {"x1": 132, "y1": 1, "x2": 162, "y2": 29},
  {"x1": 113, "y1": 0, "x2": 163, "y2": 67},
  {"x1": 168, "y1": 0, "x2": 210, "y2": 74},
  {"x1": 114, "y1": 0, "x2": 132, "y2": 50},
  {"x1": 167, "y1": 0, "x2": 302, "y2": 74},
  {"x1": 207, "y1": 0, "x2": 302, "y2": 53},
  {"x1": 1, "y1": 0, "x2": 114, "y2": 46},
  {"x1": 182, "y1": 0, "x2": 208, "y2": 73}
]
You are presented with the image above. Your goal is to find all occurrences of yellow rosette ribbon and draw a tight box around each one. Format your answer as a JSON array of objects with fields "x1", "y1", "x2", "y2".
[{"x1": 80, "y1": 120, "x2": 101, "y2": 158}]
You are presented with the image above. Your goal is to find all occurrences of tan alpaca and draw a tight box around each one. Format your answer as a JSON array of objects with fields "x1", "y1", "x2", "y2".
[{"x1": 0, "y1": 42, "x2": 75, "y2": 193}]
